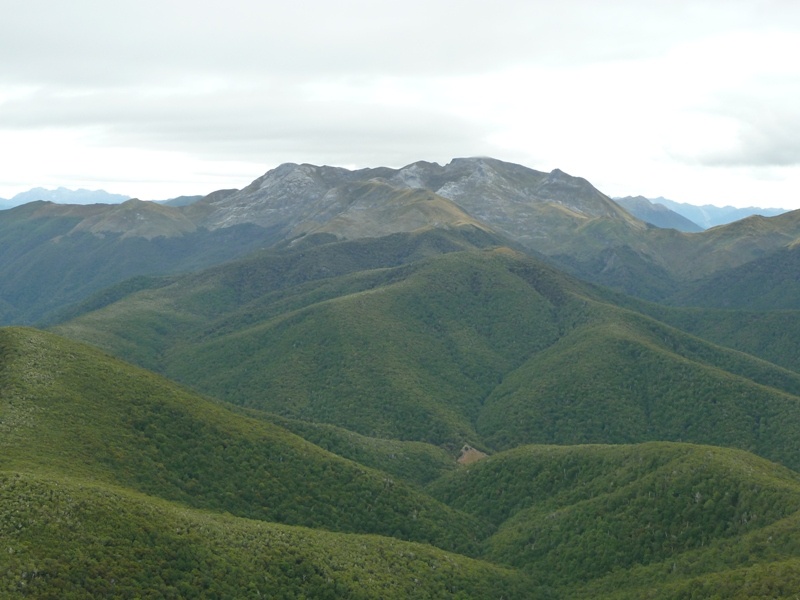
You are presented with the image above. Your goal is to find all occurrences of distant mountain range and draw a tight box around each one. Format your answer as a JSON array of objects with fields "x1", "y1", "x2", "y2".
[
  {"x1": 8, "y1": 156, "x2": 800, "y2": 596},
  {"x1": 0, "y1": 186, "x2": 130, "y2": 208},
  {"x1": 614, "y1": 195, "x2": 704, "y2": 232},
  {"x1": 0, "y1": 186, "x2": 207, "y2": 209},
  {"x1": 616, "y1": 195, "x2": 787, "y2": 230}
]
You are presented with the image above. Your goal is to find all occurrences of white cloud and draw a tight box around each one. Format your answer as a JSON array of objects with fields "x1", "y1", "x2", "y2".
[{"x1": 1, "y1": 0, "x2": 799, "y2": 208}]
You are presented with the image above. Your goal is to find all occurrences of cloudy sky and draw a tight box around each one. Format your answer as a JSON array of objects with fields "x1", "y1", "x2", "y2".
[{"x1": 1, "y1": 0, "x2": 799, "y2": 208}]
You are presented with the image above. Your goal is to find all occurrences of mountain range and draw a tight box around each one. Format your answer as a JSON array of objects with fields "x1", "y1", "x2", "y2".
[
  {"x1": 0, "y1": 187, "x2": 206, "y2": 210},
  {"x1": 615, "y1": 195, "x2": 787, "y2": 231},
  {"x1": 0, "y1": 186, "x2": 130, "y2": 209},
  {"x1": 5, "y1": 156, "x2": 800, "y2": 597},
  {"x1": 4, "y1": 157, "x2": 800, "y2": 324},
  {"x1": 652, "y1": 196, "x2": 787, "y2": 229},
  {"x1": 614, "y1": 196, "x2": 705, "y2": 232}
]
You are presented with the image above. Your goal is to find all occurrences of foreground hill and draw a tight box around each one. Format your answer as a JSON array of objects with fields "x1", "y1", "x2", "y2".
[
  {"x1": 0, "y1": 327, "x2": 486, "y2": 553},
  {"x1": 7, "y1": 327, "x2": 800, "y2": 595},
  {"x1": 53, "y1": 232, "x2": 800, "y2": 472},
  {"x1": 429, "y1": 442, "x2": 800, "y2": 599},
  {"x1": 1, "y1": 471, "x2": 527, "y2": 599}
]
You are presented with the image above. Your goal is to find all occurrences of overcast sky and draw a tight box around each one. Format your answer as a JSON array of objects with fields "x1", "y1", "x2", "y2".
[{"x1": 1, "y1": 0, "x2": 799, "y2": 208}]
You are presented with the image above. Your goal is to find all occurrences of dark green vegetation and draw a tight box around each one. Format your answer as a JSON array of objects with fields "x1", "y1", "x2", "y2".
[
  {"x1": 53, "y1": 233, "x2": 800, "y2": 472},
  {"x1": 7, "y1": 157, "x2": 800, "y2": 596},
  {"x1": 1, "y1": 472, "x2": 523, "y2": 599},
  {"x1": 431, "y1": 443, "x2": 800, "y2": 597},
  {"x1": 0, "y1": 327, "x2": 524, "y2": 597},
  {"x1": 0, "y1": 328, "x2": 486, "y2": 552},
  {"x1": 39, "y1": 231, "x2": 800, "y2": 595},
  {"x1": 8, "y1": 328, "x2": 800, "y2": 597}
]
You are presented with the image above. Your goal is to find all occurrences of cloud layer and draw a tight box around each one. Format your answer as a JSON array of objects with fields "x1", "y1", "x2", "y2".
[{"x1": 2, "y1": 0, "x2": 799, "y2": 207}]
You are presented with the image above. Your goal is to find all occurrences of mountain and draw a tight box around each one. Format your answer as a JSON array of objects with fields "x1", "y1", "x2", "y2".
[
  {"x1": 0, "y1": 200, "x2": 281, "y2": 325},
  {"x1": 7, "y1": 157, "x2": 800, "y2": 324},
  {"x1": 191, "y1": 158, "x2": 647, "y2": 254},
  {"x1": 52, "y1": 234, "x2": 800, "y2": 473},
  {"x1": 615, "y1": 195, "x2": 703, "y2": 232},
  {"x1": 649, "y1": 196, "x2": 787, "y2": 228},
  {"x1": 155, "y1": 194, "x2": 205, "y2": 206},
  {"x1": 186, "y1": 159, "x2": 800, "y2": 302},
  {"x1": 2, "y1": 186, "x2": 130, "y2": 207}
]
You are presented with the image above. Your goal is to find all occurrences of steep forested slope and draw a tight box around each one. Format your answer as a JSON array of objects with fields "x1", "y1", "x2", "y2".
[
  {"x1": 52, "y1": 234, "x2": 800, "y2": 472},
  {"x1": 430, "y1": 442, "x2": 800, "y2": 597},
  {"x1": 0, "y1": 471, "x2": 527, "y2": 599},
  {"x1": 6, "y1": 323, "x2": 800, "y2": 596},
  {"x1": 0, "y1": 327, "x2": 486, "y2": 552}
]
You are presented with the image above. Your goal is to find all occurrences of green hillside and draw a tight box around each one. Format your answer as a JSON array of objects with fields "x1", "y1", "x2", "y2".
[
  {"x1": 430, "y1": 442, "x2": 800, "y2": 596},
  {"x1": 601, "y1": 293, "x2": 800, "y2": 376},
  {"x1": 0, "y1": 471, "x2": 527, "y2": 599},
  {"x1": 668, "y1": 244, "x2": 800, "y2": 310},
  {"x1": 0, "y1": 327, "x2": 486, "y2": 553},
  {"x1": 8, "y1": 327, "x2": 800, "y2": 596},
  {"x1": 477, "y1": 306, "x2": 800, "y2": 469},
  {"x1": 53, "y1": 240, "x2": 584, "y2": 447},
  {"x1": 53, "y1": 235, "x2": 800, "y2": 472}
]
